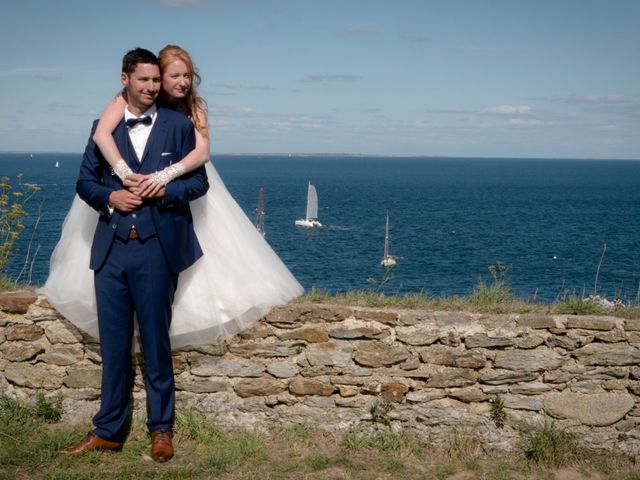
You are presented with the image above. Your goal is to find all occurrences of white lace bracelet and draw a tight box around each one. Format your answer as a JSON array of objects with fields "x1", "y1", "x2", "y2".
[
  {"x1": 151, "y1": 163, "x2": 186, "y2": 186},
  {"x1": 113, "y1": 159, "x2": 133, "y2": 181}
]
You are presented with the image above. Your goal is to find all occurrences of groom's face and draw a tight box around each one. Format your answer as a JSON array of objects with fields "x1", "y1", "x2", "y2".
[{"x1": 121, "y1": 63, "x2": 161, "y2": 114}]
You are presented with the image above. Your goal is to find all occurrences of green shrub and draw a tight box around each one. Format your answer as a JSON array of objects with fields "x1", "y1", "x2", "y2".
[{"x1": 522, "y1": 419, "x2": 585, "y2": 467}]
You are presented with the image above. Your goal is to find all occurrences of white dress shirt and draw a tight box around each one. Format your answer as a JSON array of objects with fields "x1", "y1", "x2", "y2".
[{"x1": 124, "y1": 104, "x2": 157, "y2": 161}]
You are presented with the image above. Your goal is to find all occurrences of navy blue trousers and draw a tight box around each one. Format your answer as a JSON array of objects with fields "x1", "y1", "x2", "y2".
[{"x1": 92, "y1": 235, "x2": 177, "y2": 442}]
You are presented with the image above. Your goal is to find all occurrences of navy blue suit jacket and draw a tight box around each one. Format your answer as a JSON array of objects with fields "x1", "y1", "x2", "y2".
[{"x1": 76, "y1": 107, "x2": 209, "y2": 273}]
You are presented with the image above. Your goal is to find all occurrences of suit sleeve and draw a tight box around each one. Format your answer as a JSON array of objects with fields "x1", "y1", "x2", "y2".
[
  {"x1": 162, "y1": 121, "x2": 209, "y2": 205},
  {"x1": 76, "y1": 121, "x2": 117, "y2": 216}
]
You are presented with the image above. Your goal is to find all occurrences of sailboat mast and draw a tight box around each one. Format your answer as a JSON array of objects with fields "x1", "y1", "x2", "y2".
[
  {"x1": 383, "y1": 213, "x2": 389, "y2": 259},
  {"x1": 255, "y1": 187, "x2": 265, "y2": 236}
]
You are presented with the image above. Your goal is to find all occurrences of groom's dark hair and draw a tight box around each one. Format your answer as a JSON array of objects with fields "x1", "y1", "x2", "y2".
[{"x1": 122, "y1": 48, "x2": 159, "y2": 75}]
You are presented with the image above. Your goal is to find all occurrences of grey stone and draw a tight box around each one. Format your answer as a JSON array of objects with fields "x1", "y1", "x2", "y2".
[
  {"x1": 307, "y1": 342, "x2": 353, "y2": 367},
  {"x1": 569, "y1": 380, "x2": 604, "y2": 394},
  {"x1": 289, "y1": 378, "x2": 335, "y2": 396},
  {"x1": 572, "y1": 343, "x2": 640, "y2": 366},
  {"x1": 545, "y1": 335, "x2": 579, "y2": 350},
  {"x1": 615, "y1": 418, "x2": 638, "y2": 432},
  {"x1": 44, "y1": 321, "x2": 84, "y2": 344},
  {"x1": 238, "y1": 323, "x2": 274, "y2": 340},
  {"x1": 338, "y1": 385, "x2": 359, "y2": 397},
  {"x1": 175, "y1": 376, "x2": 228, "y2": 393},
  {"x1": 190, "y1": 356, "x2": 265, "y2": 377},
  {"x1": 264, "y1": 306, "x2": 302, "y2": 326},
  {"x1": 426, "y1": 366, "x2": 479, "y2": 388},
  {"x1": 233, "y1": 376, "x2": 286, "y2": 397},
  {"x1": 543, "y1": 370, "x2": 575, "y2": 384},
  {"x1": 277, "y1": 326, "x2": 329, "y2": 343},
  {"x1": 566, "y1": 316, "x2": 619, "y2": 331},
  {"x1": 304, "y1": 396, "x2": 335, "y2": 408},
  {"x1": 395, "y1": 326, "x2": 440, "y2": 346},
  {"x1": 515, "y1": 334, "x2": 546, "y2": 349},
  {"x1": 624, "y1": 319, "x2": 640, "y2": 331},
  {"x1": 465, "y1": 333, "x2": 514, "y2": 348},
  {"x1": 5, "y1": 363, "x2": 64, "y2": 389},
  {"x1": 544, "y1": 391, "x2": 635, "y2": 426},
  {"x1": 353, "y1": 342, "x2": 409, "y2": 367},
  {"x1": 494, "y1": 347, "x2": 565, "y2": 372},
  {"x1": 578, "y1": 367, "x2": 628, "y2": 381},
  {"x1": 448, "y1": 386, "x2": 488, "y2": 403},
  {"x1": 1, "y1": 340, "x2": 46, "y2": 361},
  {"x1": 186, "y1": 342, "x2": 227, "y2": 356},
  {"x1": 479, "y1": 369, "x2": 539, "y2": 385},
  {"x1": 594, "y1": 330, "x2": 627, "y2": 343},
  {"x1": 38, "y1": 345, "x2": 84, "y2": 366},
  {"x1": 517, "y1": 314, "x2": 562, "y2": 329},
  {"x1": 399, "y1": 356, "x2": 421, "y2": 370},
  {"x1": 229, "y1": 341, "x2": 305, "y2": 358},
  {"x1": 301, "y1": 305, "x2": 352, "y2": 323},
  {"x1": 502, "y1": 394, "x2": 543, "y2": 411},
  {"x1": 353, "y1": 309, "x2": 398, "y2": 325},
  {"x1": 335, "y1": 397, "x2": 364, "y2": 408},
  {"x1": 300, "y1": 366, "x2": 338, "y2": 377},
  {"x1": 329, "y1": 326, "x2": 388, "y2": 340},
  {"x1": 25, "y1": 303, "x2": 59, "y2": 321},
  {"x1": 63, "y1": 365, "x2": 102, "y2": 389},
  {"x1": 266, "y1": 361, "x2": 299, "y2": 378},
  {"x1": 480, "y1": 385, "x2": 509, "y2": 394},
  {"x1": 509, "y1": 382, "x2": 552, "y2": 395},
  {"x1": 420, "y1": 345, "x2": 486, "y2": 369},
  {"x1": 415, "y1": 400, "x2": 488, "y2": 427},
  {"x1": 406, "y1": 390, "x2": 447, "y2": 403},
  {"x1": 5, "y1": 324, "x2": 43, "y2": 341},
  {"x1": 330, "y1": 375, "x2": 367, "y2": 386},
  {"x1": 0, "y1": 290, "x2": 37, "y2": 314}
]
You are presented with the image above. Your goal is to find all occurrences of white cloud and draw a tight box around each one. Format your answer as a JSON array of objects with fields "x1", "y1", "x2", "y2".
[
  {"x1": 483, "y1": 105, "x2": 531, "y2": 114},
  {"x1": 566, "y1": 94, "x2": 626, "y2": 104},
  {"x1": 508, "y1": 118, "x2": 544, "y2": 126}
]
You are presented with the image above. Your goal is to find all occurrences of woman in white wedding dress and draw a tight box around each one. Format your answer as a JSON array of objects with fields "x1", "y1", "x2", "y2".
[{"x1": 40, "y1": 45, "x2": 303, "y2": 349}]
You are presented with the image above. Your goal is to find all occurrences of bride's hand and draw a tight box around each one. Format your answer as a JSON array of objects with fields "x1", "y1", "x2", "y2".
[
  {"x1": 130, "y1": 176, "x2": 163, "y2": 198},
  {"x1": 123, "y1": 172, "x2": 146, "y2": 188}
]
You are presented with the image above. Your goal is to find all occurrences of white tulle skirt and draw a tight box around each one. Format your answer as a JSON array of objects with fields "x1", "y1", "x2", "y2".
[{"x1": 39, "y1": 163, "x2": 304, "y2": 350}]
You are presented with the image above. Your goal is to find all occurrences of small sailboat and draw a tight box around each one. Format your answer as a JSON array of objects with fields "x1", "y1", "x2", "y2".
[
  {"x1": 55, "y1": 160, "x2": 59, "y2": 167},
  {"x1": 380, "y1": 213, "x2": 396, "y2": 267},
  {"x1": 255, "y1": 186, "x2": 265, "y2": 237},
  {"x1": 295, "y1": 182, "x2": 322, "y2": 228}
]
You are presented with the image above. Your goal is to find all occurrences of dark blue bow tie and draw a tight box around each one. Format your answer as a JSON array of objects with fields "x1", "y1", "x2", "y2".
[{"x1": 125, "y1": 116, "x2": 152, "y2": 128}]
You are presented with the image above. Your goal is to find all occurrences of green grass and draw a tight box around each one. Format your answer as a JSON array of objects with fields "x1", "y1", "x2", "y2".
[
  {"x1": 522, "y1": 419, "x2": 587, "y2": 468},
  {"x1": 1, "y1": 396, "x2": 638, "y2": 480},
  {"x1": 299, "y1": 285, "x2": 640, "y2": 319}
]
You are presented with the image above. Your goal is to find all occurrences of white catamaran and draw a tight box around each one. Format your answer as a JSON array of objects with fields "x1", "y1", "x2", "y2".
[
  {"x1": 380, "y1": 213, "x2": 396, "y2": 267},
  {"x1": 295, "y1": 182, "x2": 322, "y2": 228},
  {"x1": 255, "y1": 186, "x2": 265, "y2": 237}
]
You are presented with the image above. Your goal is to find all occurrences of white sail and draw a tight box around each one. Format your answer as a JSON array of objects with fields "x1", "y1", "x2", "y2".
[
  {"x1": 306, "y1": 183, "x2": 319, "y2": 220},
  {"x1": 381, "y1": 212, "x2": 396, "y2": 267},
  {"x1": 295, "y1": 181, "x2": 322, "y2": 228}
]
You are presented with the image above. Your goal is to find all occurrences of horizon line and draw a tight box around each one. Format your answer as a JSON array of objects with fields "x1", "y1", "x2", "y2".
[{"x1": 1, "y1": 150, "x2": 639, "y2": 162}]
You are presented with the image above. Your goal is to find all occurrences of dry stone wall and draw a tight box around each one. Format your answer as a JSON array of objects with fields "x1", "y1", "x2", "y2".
[{"x1": 1, "y1": 290, "x2": 640, "y2": 454}]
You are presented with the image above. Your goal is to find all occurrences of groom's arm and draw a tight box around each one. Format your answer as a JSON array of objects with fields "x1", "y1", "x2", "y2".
[
  {"x1": 76, "y1": 121, "x2": 118, "y2": 216},
  {"x1": 161, "y1": 121, "x2": 209, "y2": 206}
]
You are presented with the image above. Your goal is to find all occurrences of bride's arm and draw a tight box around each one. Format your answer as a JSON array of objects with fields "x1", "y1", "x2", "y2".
[
  {"x1": 92, "y1": 93, "x2": 141, "y2": 183},
  {"x1": 134, "y1": 107, "x2": 210, "y2": 197}
]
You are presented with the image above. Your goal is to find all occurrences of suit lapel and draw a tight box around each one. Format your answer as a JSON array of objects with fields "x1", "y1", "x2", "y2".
[
  {"x1": 140, "y1": 109, "x2": 167, "y2": 171},
  {"x1": 113, "y1": 121, "x2": 139, "y2": 171}
]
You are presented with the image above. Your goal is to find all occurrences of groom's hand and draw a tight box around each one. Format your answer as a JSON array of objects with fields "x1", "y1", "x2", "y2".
[{"x1": 108, "y1": 190, "x2": 143, "y2": 213}]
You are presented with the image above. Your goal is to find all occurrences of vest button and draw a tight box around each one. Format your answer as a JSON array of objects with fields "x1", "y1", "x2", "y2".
[{"x1": 112, "y1": 224, "x2": 117, "y2": 229}]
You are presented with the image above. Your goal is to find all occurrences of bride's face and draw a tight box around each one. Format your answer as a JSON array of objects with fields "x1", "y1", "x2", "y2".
[{"x1": 162, "y1": 59, "x2": 191, "y2": 100}]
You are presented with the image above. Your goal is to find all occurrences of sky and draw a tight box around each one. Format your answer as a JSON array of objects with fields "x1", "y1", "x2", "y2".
[{"x1": 1, "y1": 0, "x2": 639, "y2": 159}]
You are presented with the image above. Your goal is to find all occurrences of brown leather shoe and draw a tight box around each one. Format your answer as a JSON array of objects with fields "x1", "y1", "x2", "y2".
[
  {"x1": 61, "y1": 432, "x2": 123, "y2": 456},
  {"x1": 151, "y1": 430, "x2": 174, "y2": 462}
]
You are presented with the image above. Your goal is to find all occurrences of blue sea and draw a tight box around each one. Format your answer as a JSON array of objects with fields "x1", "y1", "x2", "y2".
[{"x1": 1, "y1": 153, "x2": 639, "y2": 303}]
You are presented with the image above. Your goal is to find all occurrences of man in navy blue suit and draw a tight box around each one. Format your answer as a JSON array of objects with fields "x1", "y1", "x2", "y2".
[{"x1": 62, "y1": 48, "x2": 208, "y2": 462}]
